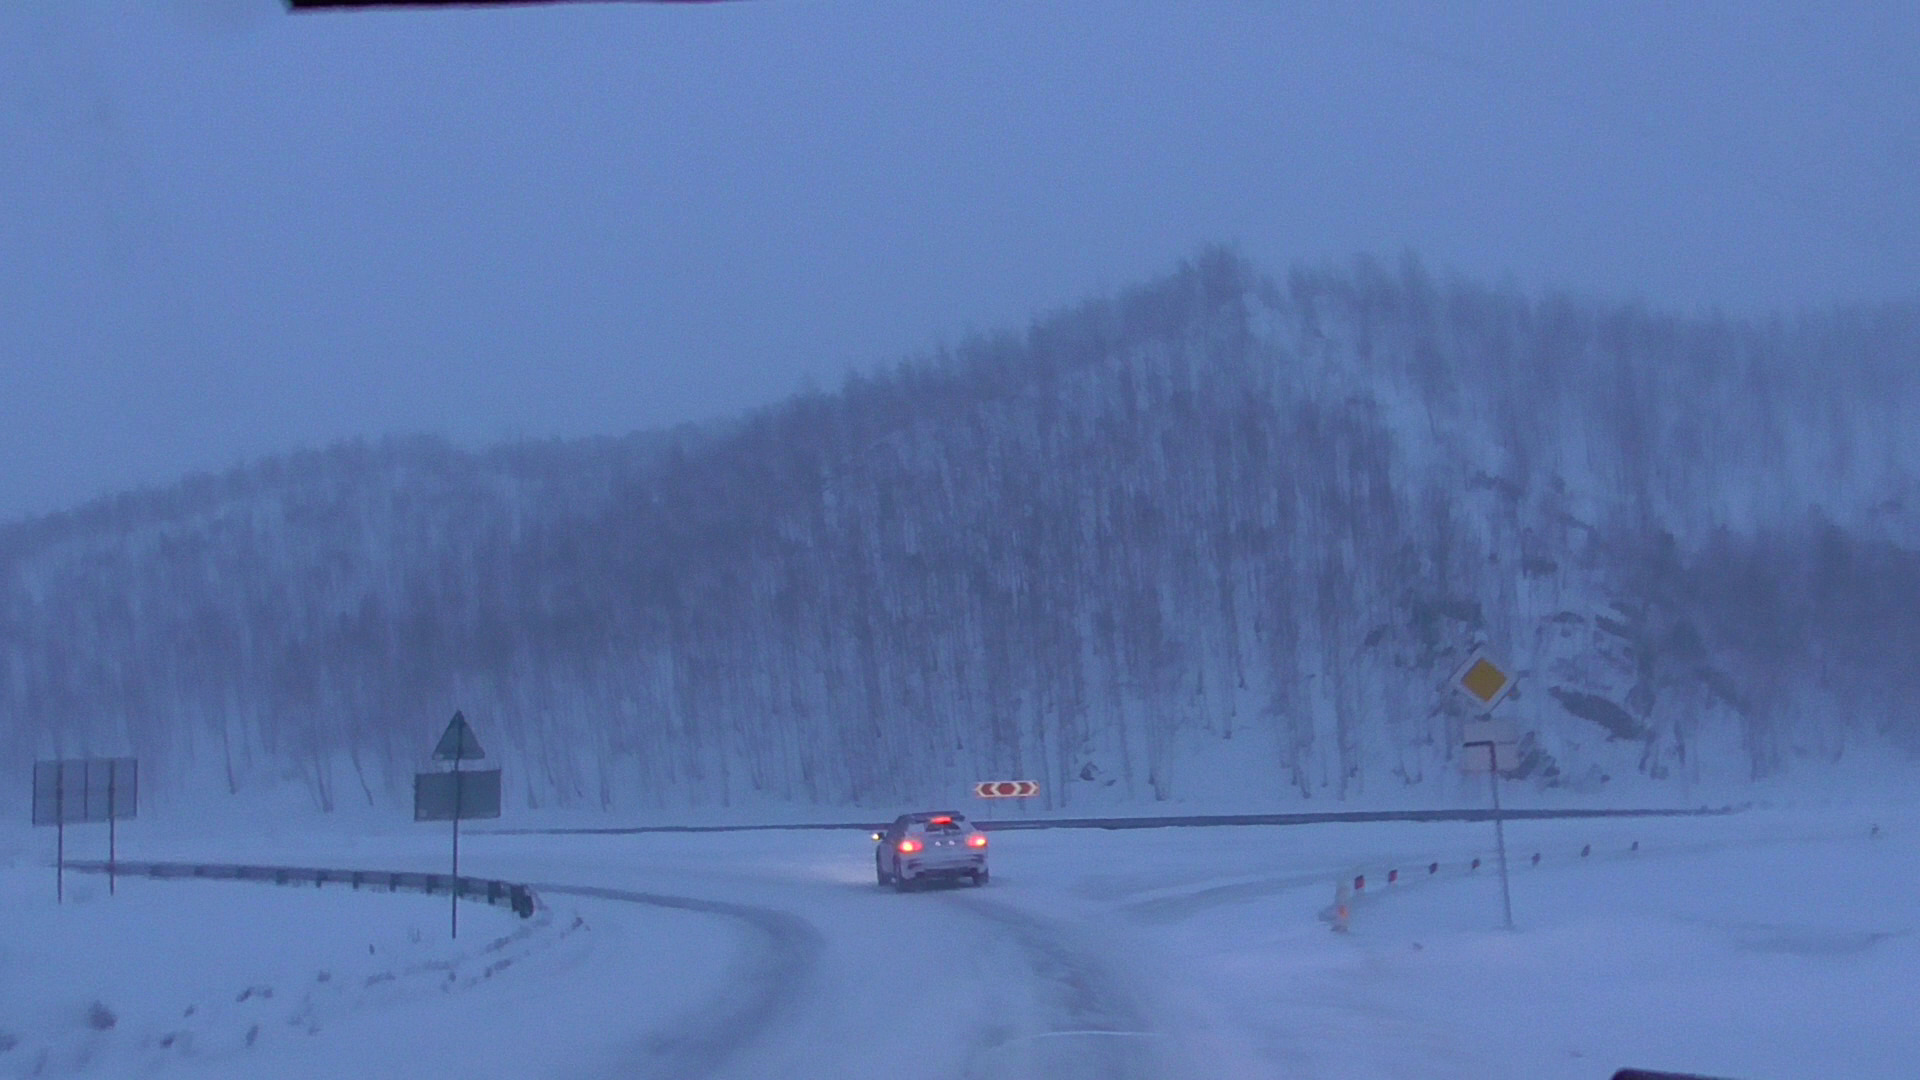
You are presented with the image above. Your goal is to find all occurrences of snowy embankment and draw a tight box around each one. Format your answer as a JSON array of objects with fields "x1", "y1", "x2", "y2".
[
  {"x1": 1078, "y1": 811, "x2": 1920, "y2": 1080},
  {"x1": 0, "y1": 835, "x2": 734, "y2": 1080}
]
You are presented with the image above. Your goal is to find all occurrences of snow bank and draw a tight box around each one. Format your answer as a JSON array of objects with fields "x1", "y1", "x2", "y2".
[
  {"x1": 0, "y1": 853, "x2": 733, "y2": 1079},
  {"x1": 1136, "y1": 814, "x2": 1920, "y2": 1079}
]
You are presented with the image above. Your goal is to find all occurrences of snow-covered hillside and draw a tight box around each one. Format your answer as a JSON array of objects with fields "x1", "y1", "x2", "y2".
[{"x1": 3, "y1": 250, "x2": 1916, "y2": 814}]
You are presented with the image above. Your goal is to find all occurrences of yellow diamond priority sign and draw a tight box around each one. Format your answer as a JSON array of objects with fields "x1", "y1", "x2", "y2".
[{"x1": 1455, "y1": 652, "x2": 1512, "y2": 708}]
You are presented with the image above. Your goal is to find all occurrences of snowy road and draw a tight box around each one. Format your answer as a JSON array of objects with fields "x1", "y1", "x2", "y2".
[
  {"x1": 528, "y1": 883, "x2": 824, "y2": 1080},
  {"x1": 506, "y1": 838, "x2": 1237, "y2": 1080},
  {"x1": 9, "y1": 807, "x2": 1918, "y2": 1080},
  {"x1": 521, "y1": 876, "x2": 1195, "y2": 1080}
]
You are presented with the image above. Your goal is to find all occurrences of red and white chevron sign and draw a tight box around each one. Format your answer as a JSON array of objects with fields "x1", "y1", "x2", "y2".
[{"x1": 974, "y1": 780, "x2": 1039, "y2": 798}]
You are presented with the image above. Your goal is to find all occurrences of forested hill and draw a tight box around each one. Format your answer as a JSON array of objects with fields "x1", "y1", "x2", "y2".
[{"x1": 6, "y1": 250, "x2": 1919, "y2": 814}]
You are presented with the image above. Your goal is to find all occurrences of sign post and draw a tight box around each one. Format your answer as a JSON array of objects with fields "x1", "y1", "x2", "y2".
[
  {"x1": 1462, "y1": 722, "x2": 1519, "y2": 931},
  {"x1": 416, "y1": 712, "x2": 498, "y2": 939},
  {"x1": 32, "y1": 758, "x2": 138, "y2": 903},
  {"x1": 1487, "y1": 741, "x2": 1511, "y2": 931},
  {"x1": 1452, "y1": 649, "x2": 1519, "y2": 931}
]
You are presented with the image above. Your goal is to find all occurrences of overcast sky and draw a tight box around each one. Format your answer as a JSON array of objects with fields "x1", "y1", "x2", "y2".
[{"x1": 2, "y1": 0, "x2": 1916, "y2": 522}]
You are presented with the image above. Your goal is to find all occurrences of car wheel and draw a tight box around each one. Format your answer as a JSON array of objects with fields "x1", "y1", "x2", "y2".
[
  {"x1": 892, "y1": 861, "x2": 914, "y2": 892},
  {"x1": 972, "y1": 869, "x2": 989, "y2": 886},
  {"x1": 876, "y1": 859, "x2": 892, "y2": 887}
]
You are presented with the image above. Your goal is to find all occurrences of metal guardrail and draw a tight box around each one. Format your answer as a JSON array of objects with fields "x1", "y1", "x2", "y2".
[
  {"x1": 484, "y1": 804, "x2": 1746, "y2": 836},
  {"x1": 63, "y1": 859, "x2": 537, "y2": 919}
]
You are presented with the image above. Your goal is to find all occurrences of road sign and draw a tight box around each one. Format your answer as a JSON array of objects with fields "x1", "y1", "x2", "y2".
[
  {"x1": 414, "y1": 769, "x2": 502, "y2": 822},
  {"x1": 432, "y1": 711, "x2": 486, "y2": 762},
  {"x1": 1459, "y1": 741, "x2": 1524, "y2": 773},
  {"x1": 1462, "y1": 718, "x2": 1519, "y2": 747},
  {"x1": 1452, "y1": 651, "x2": 1513, "y2": 708},
  {"x1": 32, "y1": 758, "x2": 138, "y2": 903},
  {"x1": 1443, "y1": 650, "x2": 1517, "y2": 928},
  {"x1": 421, "y1": 711, "x2": 498, "y2": 941},
  {"x1": 1461, "y1": 744, "x2": 1511, "y2": 772},
  {"x1": 974, "y1": 781, "x2": 1039, "y2": 798},
  {"x1": 1461, "y1": 718, "x2": 1522, "y2": 773},
  {"x1": 33, "y1": 758, "x2": 138, "y2": 826}
]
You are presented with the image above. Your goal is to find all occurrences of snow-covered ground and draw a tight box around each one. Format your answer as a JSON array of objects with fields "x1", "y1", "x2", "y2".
[
  {"x1": 1154, "y1": 816, "x2": 1920, "y2": 1080},
  {"x1": 0, "y1": 861, "x2": 738, "y2": 1080},
  {"x1": 3, "y1": 805, "x2": 1914, "y2": 1079}
]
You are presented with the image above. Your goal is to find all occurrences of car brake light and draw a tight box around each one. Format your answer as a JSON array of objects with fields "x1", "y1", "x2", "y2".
[
  {"x1": 930, "y1": 816, "x2": 953, "y2": 825},
  {"x1": 967, "y1": 834, "x2": 988, "y2": 848},
  {"x1": 897, "y1": 838, "x2": 921, "y2": 854}
]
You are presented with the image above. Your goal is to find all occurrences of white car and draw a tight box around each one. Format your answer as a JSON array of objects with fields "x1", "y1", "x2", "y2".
[{"x1": 873, "y1": 811, "x2": 989, "y2": 890}]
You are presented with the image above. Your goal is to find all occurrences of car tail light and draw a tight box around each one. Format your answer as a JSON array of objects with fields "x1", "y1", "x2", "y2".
[
  {"x1": 967, "y1": 834, "x2": 988, "y2": 848},
  {"x1": 897, "y1": 838, "x2": 922, "y2": 855}
]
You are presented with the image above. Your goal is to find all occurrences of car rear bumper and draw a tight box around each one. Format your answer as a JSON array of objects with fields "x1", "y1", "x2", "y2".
[{"x1": 901, "y1": 855, "x2": 985, "y2": 879}]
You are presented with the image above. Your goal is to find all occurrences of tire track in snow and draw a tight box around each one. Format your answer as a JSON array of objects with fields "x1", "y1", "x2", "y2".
[
  {"x1": 945, "y1": 894, "x2": 1179, "y2": 1080},
  {"x1": 533, "y1": 883, "x2": 823, "y2": 1080}
]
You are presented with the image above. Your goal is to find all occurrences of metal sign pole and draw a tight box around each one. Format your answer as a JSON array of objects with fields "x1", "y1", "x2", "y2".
[
  {"x1": 55, "y1": 767, "x2": 65, "y2": 904},
  {"x1": 1486, "y1": 742, "x2": 1514, "y2": 930},
  {"x1": 451, "y1": 756, "x2": 462, "y2": 940},
  {"x1": 419, "y1": 713, "x2": 496, "y2": 937},
  {"x1": 108, "y1": 768, "x2": 117, "y2": 897}
]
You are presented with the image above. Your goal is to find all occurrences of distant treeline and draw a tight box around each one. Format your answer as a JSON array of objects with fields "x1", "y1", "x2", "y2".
[{"x1": 4, "y1": 249, "x2": 1916, "y2": 811}]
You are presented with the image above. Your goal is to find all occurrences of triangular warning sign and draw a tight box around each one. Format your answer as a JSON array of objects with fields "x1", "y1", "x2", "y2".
[{"x1": 432, "y1": 711, "x2": 486, "y2": 762}]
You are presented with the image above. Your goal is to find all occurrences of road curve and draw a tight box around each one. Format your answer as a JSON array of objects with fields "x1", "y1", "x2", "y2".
[
  {"x1": 947, "y1": 894, "x2": 1157, "y2": 1080},
  {"x1": 533, "y1": 883, "x2": 825, "y2": 1080}
]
